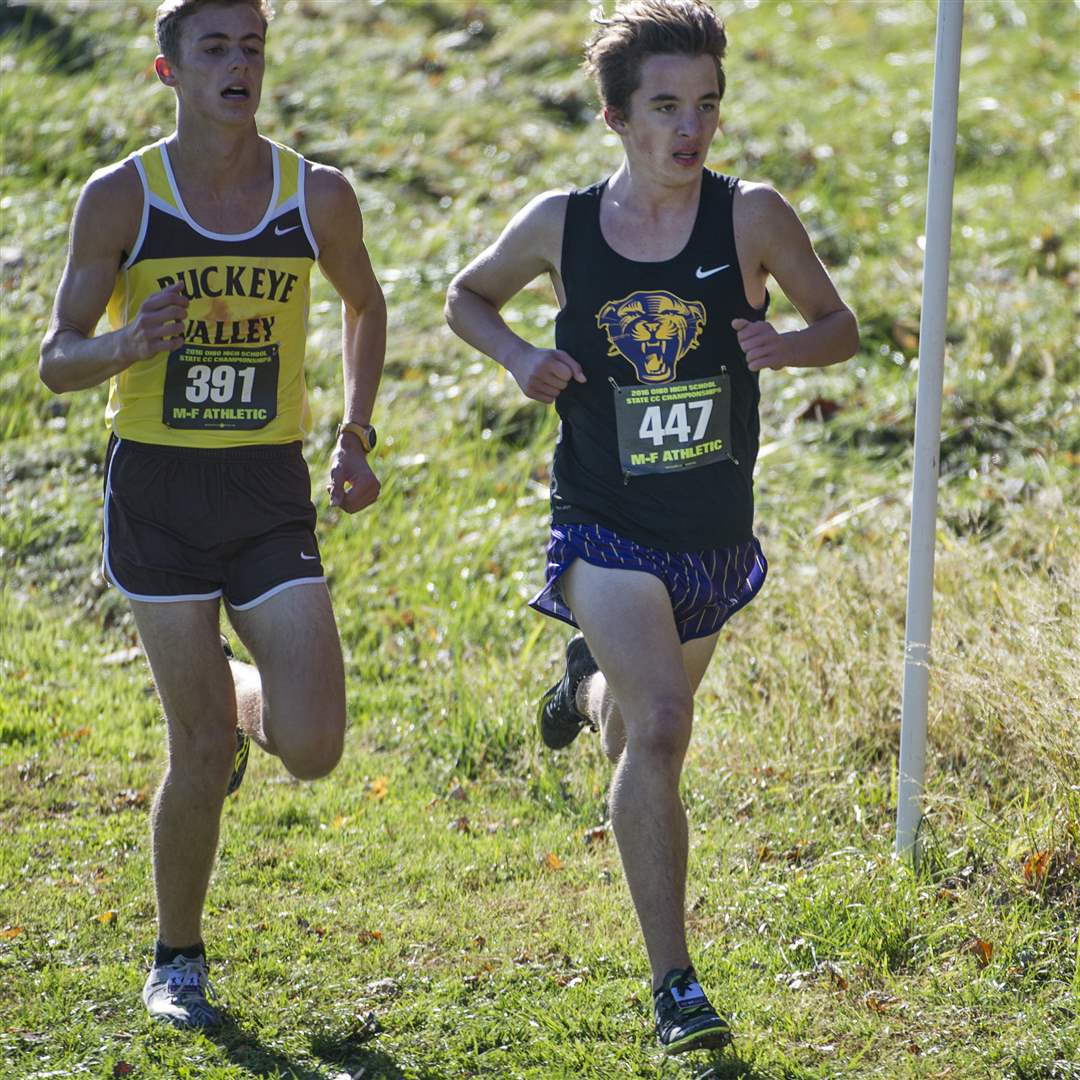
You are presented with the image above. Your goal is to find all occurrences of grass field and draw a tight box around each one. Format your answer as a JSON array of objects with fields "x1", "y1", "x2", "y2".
[{"x1": 1, "y1": 1, "x2": 1079, "y2": 1077}]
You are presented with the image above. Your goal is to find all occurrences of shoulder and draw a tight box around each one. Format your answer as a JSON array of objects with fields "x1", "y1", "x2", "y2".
[
  {"x1": 304, "y1": 161, "x2": 359, "y2": 215},
  {"x1": 733, "y1": 180, "x2": 791, "y2": 224},
  {"x1": 503, "y1": 188, "x2": 570, "y2": 253},
  {"x1": 303, "y1": 162, "x2": 363, "y2": 247},
  {"x1": 733, "y1": 180, "x2": 807, "y2": 248},
  {"x1": 79, "y1": 158, "x2": 142, "y2": 215},
  {"x1": 71, "y1": 159, "x2": 142, "y2": 251},
  {"x1": 510, "y1": 188, "x2": 569, "y2": 229}
]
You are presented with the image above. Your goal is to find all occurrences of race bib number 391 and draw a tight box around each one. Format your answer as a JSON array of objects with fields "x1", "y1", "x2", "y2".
[
  {"x1": 613, "y1": 374, "x2": 732, "y2": 476},
  {"x1": 163, "y1": 344, "x2": 279, "y2": 430}
]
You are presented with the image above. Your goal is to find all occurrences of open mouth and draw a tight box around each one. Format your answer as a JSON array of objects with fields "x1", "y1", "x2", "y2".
[
  {"x1": 673, "y1": 150, "x2": 699, "y2": 165},
  {"x1": 221, "y1": 84, "x2": 249, "y2": 100}
]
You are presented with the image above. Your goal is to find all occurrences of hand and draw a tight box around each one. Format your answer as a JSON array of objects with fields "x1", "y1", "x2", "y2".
[
  {"x1": 123, "y1": 282, "x2": 189, "y2": 363},
  {"x1": 731, "y1": 318, "x2": 792, "y2": 372},
  {"x1": 327, "y1": 436, "x2": 380, "y2": 513},
  {"x1": 507, "y1": 345, "x2": 586, "y2": 404}
]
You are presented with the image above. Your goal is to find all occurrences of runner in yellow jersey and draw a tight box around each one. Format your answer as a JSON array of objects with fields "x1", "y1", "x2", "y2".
[{"x1": 39, "y1": 0, "x2": 386, "y2": 1029}]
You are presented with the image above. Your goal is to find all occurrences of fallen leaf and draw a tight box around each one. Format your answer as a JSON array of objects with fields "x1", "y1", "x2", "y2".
[
  {"x1": 94, "y1": 910, "x2": 118, "y2": 925},
  {"x1": 331, "y1": 814, "x2": 350, "y2": 830},
  {"x1": 583, "y1": 825, "x2": 607, "y2": 846},
  {"x1": 864, "y1": 990, "x2": 899, "y2": 1013},
  {"x1": 543, "y1": 852, "x2": 564, "y2": 871},
  {"x1": 357, "y1": 929, "x2": 383, "y2": 945},
  {"x1": 969, "y1": 938, "x2": 993, "y2": 967},
  {"x1": 113, "y1": 1063, "x2": 135, "y2": 1077},
  {"x1": 891, "y1": 319, "x2": 919, "y2": 354},
  {"x1": 64, "y1": 727, "x2": 92, "y2": 741},
  {"x1": 448, "y1": 783, "x2": 468, "y2": 802},
  {"x1": 112, "y1": 789, "x2": 147, "y2": 810},
  {"x1": 448, "y1": 816, "x2": 470, "y2": 833},
  {"x1": 0, "y1": 926, "x2": 23, "y2": 939},
  {"x1": 1023, "y1": 850, "x2": 1051, "y2": 885},
  {"x1": 795, "y1": 396, "x2": 843, "y2": 423},
  {"x1": 367, "y1": 776, "x2": 389, "y2": 801}
]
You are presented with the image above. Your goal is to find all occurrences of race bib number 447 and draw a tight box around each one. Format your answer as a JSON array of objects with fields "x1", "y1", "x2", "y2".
[
  {"x1": 613, "y1": 374, "x2": 732, "y2": 475},
  {"x1": 163, "y1": 344, "x2": 279, "y2": 430}
]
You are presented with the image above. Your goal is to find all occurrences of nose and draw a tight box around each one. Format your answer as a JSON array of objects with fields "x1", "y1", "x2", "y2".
[{"x1": 676, "y1": 110, "x2": 700, "y2": 138}]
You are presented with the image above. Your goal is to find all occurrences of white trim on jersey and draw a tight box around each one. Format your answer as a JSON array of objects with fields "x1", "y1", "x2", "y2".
[
  {"x1": 121, "y1": 154, "x2": 152, "y2": 271},
  {"x1": 159, "y1": 140, "x2": 282, "y2": 242},
  {"x1": 297, "y1": 156, "x2": 320, "y2": 261}
]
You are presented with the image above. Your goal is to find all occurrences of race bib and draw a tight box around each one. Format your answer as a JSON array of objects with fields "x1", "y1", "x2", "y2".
[
  {"x1": 162, "y1": 344, "x2": 279, "y2": 430},
  {"x1": 613, "y1": 374, "x2": 732, "y2": 475}
]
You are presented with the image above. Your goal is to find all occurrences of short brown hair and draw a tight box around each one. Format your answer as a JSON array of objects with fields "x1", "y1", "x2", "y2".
[
  {"x1": 155, "y1": 0, "x2": 273, "y2": 64},
  {"x1": 584, "y1": 0, "x2": 727, "y2": 118}
]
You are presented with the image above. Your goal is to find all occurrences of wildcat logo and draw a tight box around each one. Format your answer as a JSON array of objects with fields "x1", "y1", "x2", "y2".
[{"x1": 596, "y1": 291, "x2": 707, "y2": 384}]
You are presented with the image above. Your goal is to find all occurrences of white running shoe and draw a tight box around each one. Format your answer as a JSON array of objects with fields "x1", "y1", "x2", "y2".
[{"x1": 142, "y1": 954, "x2": 221, "y2": 1029}]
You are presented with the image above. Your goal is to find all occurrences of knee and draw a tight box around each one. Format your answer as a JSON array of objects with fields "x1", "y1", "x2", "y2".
[
  {"x1": 279, "y1": 715, "x2": 344, "y2": 781},
  {"x1": 629, "y1": 697, "x2": 693, "y2": 763},
  {"x1": 167, "y1": 724, "x2": 235, "y2": 788}
]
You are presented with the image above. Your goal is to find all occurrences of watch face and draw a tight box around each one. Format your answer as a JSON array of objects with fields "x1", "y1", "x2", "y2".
[{"x1": 366, "y1": 427, "x2": 377, "y2": 450}]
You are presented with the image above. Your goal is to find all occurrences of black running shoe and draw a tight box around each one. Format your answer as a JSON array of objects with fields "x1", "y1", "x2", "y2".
[
  {"x1": 537, "y1": 634, "x2": 599, "y2": 749},
  {"x1": 653, "y1": 967, "x2": 732, "y2": 1055},
  {"x1": 221, "y1": 636, "x2": 250, "y2": 796}
]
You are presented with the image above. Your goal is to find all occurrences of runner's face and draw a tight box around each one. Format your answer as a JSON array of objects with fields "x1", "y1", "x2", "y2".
[
  {"x1": 612, "y1": 54, "x2": 720, "y2": 183},
  {"x1": 168, "y1": 4, "x2": 266, "y2": 125}
]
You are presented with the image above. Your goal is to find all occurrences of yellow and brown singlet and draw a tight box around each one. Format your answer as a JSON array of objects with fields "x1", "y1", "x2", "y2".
[{"x1": 105, "y1": 137, "x2": 317, "y2": 448}]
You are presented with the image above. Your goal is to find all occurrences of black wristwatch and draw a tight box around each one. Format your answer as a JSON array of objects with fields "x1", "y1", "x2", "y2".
[{"x1": 337, "y1": 421, "x2": 377, "y2": 454}]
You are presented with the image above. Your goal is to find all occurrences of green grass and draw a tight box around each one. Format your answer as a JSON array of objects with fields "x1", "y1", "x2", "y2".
[{"x1": 2, "y1": 1, "x2": 1079, "y2": 1077}]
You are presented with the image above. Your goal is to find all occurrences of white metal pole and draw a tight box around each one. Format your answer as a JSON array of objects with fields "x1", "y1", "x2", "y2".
[{"x1": 896, "y1": 0, "x2": 965, "y2": 860}]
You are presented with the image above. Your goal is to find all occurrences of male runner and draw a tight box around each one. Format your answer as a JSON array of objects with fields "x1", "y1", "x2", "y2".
[
  {"x1": 445, "y1": 0, "x2": 857, "y2": 1055},
  {"x1": 39, "y1": 0, "x2": 386, "y2": 1029}
]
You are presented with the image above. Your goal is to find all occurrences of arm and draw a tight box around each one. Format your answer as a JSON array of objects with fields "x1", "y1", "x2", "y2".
[
  {"x1": 731, "y1": 184, "x2": 859, "y2": 372},
  {"x1": 306, "y1": 164, "x2": 386, "y2": 514},
  {"x1": 39, "y1": 163, "x2": 189, "y2": 393},
  {"x1": 445, "y1": 191, "x2": 585, "y2": 404}
]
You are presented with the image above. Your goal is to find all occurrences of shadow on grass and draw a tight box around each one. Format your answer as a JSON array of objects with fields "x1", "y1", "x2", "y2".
[
  {"x1": 695, "y1": 1051, "x2": 803, "y2": 1080},
  {"x1": 202, "y1": 1013, "x2": 425, "y2": 1080}
]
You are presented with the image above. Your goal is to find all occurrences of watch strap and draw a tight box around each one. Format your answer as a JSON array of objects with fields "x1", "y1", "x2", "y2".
[{"x1": 338, "y1": 421, "x2": 376, "y2": 453}]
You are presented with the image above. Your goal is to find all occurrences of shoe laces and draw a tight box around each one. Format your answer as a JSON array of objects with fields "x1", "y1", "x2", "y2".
[
  {"x1": 162, "y1": 958, "x2": 217, "y2": 1001},
  {"x1": 663, "y1": 968, "x2": 708, "y2": 1015}
]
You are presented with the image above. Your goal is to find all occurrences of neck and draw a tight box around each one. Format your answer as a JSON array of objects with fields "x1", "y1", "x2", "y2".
[
  {"x1": 607, "y1": 159, "x2": 704, "y2": 217},
  {"x1": 170, "y1": 113, "x2": 263, "y2": 191}
]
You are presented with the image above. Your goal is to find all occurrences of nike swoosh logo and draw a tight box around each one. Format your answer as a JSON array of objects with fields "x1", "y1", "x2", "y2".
[
  {"x1": 299, "y1": 552, "x2": 318, "y2": 561},
  {"x1": 275, "y1": 224, "x2": 301, "y2": 236},
  {"x1": 695, "y1": 264, "x2": 730, "y2": 279}
]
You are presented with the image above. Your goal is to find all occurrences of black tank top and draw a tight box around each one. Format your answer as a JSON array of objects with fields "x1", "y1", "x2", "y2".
[{"x1": 551, "y1": 170, "x2": 768, "y2": 551}]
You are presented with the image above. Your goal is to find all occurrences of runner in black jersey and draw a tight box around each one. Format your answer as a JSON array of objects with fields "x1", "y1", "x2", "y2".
[
  {"x1": 446, "y1": 0, "x2": 858, "y2": 1056},
  {"x1": 39, "y1": 0, "x2": 386, "y2": 1029}
]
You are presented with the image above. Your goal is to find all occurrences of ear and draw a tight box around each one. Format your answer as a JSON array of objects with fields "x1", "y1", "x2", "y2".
[
  {"x1": 155, "y1": 55, "x2": 177, "y2": 87},
  {"x1": 603, "y1": 106, "x2": 627, "y2": 134}
]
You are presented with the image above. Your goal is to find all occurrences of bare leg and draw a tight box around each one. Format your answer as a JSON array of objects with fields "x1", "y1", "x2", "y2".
[
  {"x1": 561, "y1": 560, "x2": 715, "y2": 988},
  {"x1": 132, "y1": 598, "x2": 237, "y2": 949},
  {"x1": 229, "y1": 654, "x2": 270, "y2": 753},
  {"x1": 134, "y1": 582, "x2": 346, "y2": 949},
  {"x1": 227, "y1": 582, "x2": 345, "y2": 780},
  {"x1": 581, "y1": 632, "x2": 719, "y2": 764}
]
